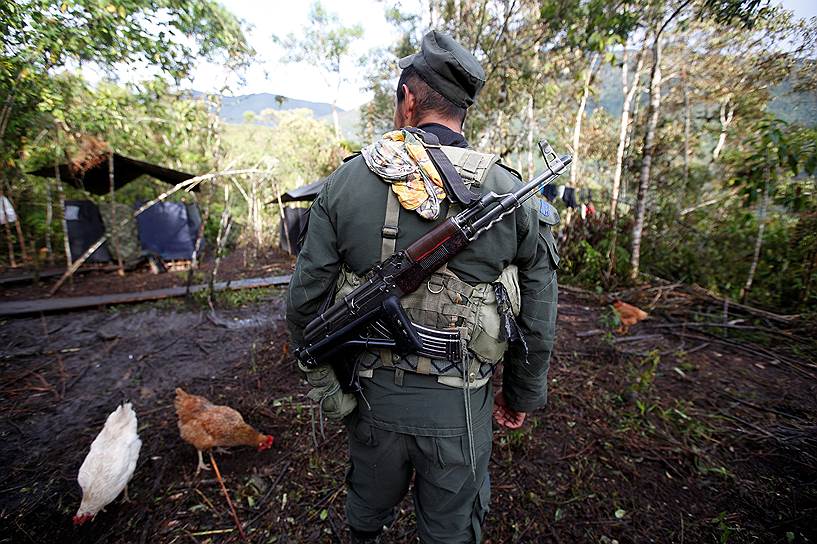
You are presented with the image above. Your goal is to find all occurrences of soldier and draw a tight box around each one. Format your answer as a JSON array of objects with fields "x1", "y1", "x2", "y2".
[{"x1": 286, "y1": 30, "x2": 559, "y2": 543}]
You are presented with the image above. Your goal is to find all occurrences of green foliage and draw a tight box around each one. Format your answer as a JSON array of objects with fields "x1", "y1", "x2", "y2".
[{"x1": 1, "y1": 0, "x2": 252, "y2": 168}]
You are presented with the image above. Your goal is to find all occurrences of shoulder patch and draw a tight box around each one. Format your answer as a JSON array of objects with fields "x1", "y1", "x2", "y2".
[
  {"x1": 537, "y1": 200, "x2": 560, "y2": 226},
  {"x1": 496, "y1": 162, "x2": 523, "y2": 180},
  {"x1": 342, "y1": 151, "x2": 361, "y2": 163}
]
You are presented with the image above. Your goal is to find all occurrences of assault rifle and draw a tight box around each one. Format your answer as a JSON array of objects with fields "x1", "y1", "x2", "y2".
[{"x1": 296, "y1": 141, "x2": 571, "y2": 393}]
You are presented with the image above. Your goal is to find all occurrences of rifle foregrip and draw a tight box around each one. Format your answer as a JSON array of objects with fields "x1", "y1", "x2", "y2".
[{"x1": 405, "y1": 218, "x2": 462, "y2": 262}]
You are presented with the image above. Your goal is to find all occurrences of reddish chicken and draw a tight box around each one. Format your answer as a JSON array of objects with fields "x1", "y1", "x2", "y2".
[
  {"x1": 175, "y1": 388, "x2": 273, "y2": 474},
  {"x1": 74, "y1": 403, "x2": 142, "y2": 525},
  {"x1": 612, "y1": 300, "x2": 649, "y2": 334}
]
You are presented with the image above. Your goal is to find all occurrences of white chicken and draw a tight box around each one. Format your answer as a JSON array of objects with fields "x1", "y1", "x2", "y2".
[{"x1": 73, "y1": 402, "x2": 142, "y2": 525}]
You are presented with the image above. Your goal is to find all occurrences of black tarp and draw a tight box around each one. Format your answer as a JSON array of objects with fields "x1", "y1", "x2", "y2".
[
  {"x1": 136, "y1": 202, "x2": 203, "y2": 260},
  {"x1": 64, "y1": 200, "x2": 113, "y2": 262},
  {"x1": 280, "y1": 206, "x2": 309, "y2": 254},
  {"x1": 278, "y1": 178, "x2": 326, "y2": 203},
  {"x1": 28, "y1": 153, "x2": 198, "y2": 195}
]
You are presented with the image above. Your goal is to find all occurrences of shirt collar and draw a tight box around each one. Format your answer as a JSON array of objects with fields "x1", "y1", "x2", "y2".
[{"x1": 417, "y1": 123, "x2": 468, "y2": 148}]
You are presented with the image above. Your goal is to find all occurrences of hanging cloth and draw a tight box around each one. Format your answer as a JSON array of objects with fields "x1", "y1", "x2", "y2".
[
  {"x1": 562, "y1": 187, "x2": 578, "y2": 209},
  {"x1": 0, "y1": 196, "x2": 16, "y2": 225}
]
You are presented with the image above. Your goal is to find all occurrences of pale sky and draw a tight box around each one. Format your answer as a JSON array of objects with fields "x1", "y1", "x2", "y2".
[
  {"x1": 189, "y1": 0, "x2": 397, "y2": 110},
  {"x1": 96, "y1": 0, "x2": 817, "y2": 110}
]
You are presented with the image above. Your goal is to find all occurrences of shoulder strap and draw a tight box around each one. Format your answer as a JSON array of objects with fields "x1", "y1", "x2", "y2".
[
  {"x1": 381, "y1": 188, "x2": 401, "y2": 261},
  {"x1": 407, "y1": 128, "x2": 480, "y2": 207},
  {"x1": 440, "y1": 147, "x2": 499, "y2": 187}
]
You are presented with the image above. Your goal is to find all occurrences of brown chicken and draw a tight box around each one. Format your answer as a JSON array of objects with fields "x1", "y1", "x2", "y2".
[
  {"x1": 174, "y1": 388, "x2": 274, "y2": 474},
  {"x1": 612, "y1": 300, "x2": 649, "y2": 334}
]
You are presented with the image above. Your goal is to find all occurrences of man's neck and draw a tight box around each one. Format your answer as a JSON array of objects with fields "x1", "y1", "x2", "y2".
[{"x1": 413, "y1": 115, "x2": 462, "y2": 134}]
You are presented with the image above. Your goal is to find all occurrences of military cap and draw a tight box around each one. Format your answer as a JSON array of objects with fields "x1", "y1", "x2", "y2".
[{"x1": 398, "y1": 30, "x2": 485, "y2": 108}]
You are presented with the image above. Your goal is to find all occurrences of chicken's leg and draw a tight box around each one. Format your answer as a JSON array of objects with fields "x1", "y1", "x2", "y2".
[
  {"x1": 196, "y1": 449, "x2": 211, "y2": 475},
  {"x1": 123, "y1": 485, "x2": 131, "y2": 502}
]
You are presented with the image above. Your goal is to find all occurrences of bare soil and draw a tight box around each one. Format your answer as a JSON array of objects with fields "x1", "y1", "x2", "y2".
[{"x1": 0, "y1": 271, "x2": 814, "y2": 543}]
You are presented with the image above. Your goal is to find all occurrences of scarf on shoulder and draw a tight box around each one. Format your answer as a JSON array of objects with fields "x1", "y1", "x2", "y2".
[{"x1": 360, "y1": 129, "x2": 446, "y2": 220}]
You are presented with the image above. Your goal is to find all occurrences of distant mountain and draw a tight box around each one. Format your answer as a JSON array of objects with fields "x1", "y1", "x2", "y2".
[{"x1": 191, "y1": 92, "x2": 345, "y2": 124}]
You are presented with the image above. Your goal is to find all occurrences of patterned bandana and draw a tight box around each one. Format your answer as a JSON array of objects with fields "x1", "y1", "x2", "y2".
[{"x1": 361, "y1": 130, "x2": 446, "y2": 220}]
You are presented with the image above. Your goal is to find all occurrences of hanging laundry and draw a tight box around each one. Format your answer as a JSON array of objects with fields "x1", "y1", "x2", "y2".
[
  {"x1": 557, "y1": 185, "x2": 566, "y2": 199},
  {"x1": 587, "y1": 202, "x2": 596, "y2": 216},
  {"x1": 579, "y1": 188, "x2": 594, "y2": 203},
  {"x1": 580, "y1": 203, "x2": 587, "y2": 220},
  {"x1": 540, "y1": 183, "x2": 558, "y2": 201},
  {"x1": 0, "y1": 196, "x2": 16, "y2": 225},
  {"x1": 562, "y1": 187, "x2": 578, "y2": 209}
]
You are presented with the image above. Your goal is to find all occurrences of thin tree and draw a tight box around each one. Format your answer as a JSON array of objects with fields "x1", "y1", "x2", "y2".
[
  {"x1": 273, "y1": 2, "x2": 363, "y2": 140},
  {"x1": 607, "y1": 42, "x2": 646, "y2": 279}
]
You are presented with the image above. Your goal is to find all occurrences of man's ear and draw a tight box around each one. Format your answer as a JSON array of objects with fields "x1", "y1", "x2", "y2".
[{"x1": 401, "y1": 84, "x2": 416, "y2": 125}]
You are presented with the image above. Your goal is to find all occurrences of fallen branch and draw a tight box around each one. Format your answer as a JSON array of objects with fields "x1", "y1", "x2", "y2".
[{"x1": 210, "y1": 452, "x2": 247, "y2": 541}]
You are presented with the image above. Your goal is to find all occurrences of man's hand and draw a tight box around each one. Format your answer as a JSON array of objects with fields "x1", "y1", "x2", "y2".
[
  {"x1": 493, "y1": 391, "x2": 526, "y2": 429},
  {"x1": 298, "y1": 362, "x2": 357, "y2": 420}
]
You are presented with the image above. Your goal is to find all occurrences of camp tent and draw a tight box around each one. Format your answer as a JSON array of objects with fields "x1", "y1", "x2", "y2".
[
  {"x1": 28, "y1": 153, "x2": 198, "y2": 195},
  {"x1": 30, "y1": 152, "x2": 202, "y2": 265},
  {"x1": 64, "y1": 200, "x2": 113, "y2": 262},
  {"x1": 278, "y1": 178, "x2": 325, "y2": 203},
  {"x1": 136, "y1": 201, "x2": 203, "y2": 260},
  {"x1": 274, "y1": 179, "x2": 326, "y2": 255}
]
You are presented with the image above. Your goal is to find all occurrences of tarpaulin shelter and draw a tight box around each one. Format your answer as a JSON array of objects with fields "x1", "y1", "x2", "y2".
[
  {"x1": 29, "y1": 152, "x2": 203, "y2": 267},
  {"x1": 273, "y1": 179, "x2": 326, "y2": 255},
  {"x1": 278, "y1": 178, "x2": 325, "y2": 203},
  {"x1": 136, "y1": 201, "x2": 203, "y2": 260},
  {"x1": 28, "y1": 153, "x2": 198, "y2": 195},
  {"x1": 64, "y1": 200, "x2": 113, "y2": 262},
  {"x1": 280, "y1": 207, "x2": 309, "y2": 254},
  {"x1": 99, "y1": 201, "x2": 141, "y2": 264}
]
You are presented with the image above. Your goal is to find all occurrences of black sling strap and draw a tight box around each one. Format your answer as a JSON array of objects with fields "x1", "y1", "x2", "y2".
[{"x1": 407, "y1": 128, "x2": 480, "y2": 207}]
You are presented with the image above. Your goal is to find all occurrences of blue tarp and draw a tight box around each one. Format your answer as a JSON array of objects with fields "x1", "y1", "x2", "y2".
[{"x1": 136, "y1": 202, "x2": 202, "y2": 260}]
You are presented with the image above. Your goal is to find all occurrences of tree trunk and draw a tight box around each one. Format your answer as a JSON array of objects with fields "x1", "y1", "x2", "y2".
[
  {"x1": 607, "y1": 45, "x2": 645, "y2": 279},
  {"x1": 629, "y1": 37, "x2": 663, "y2": 281},
  {"x1": 331, "y1": 102, "x2": 341, "y2": 141},
  {"x1": 682, "y1": 69, "x2": 691, "y2": 186},
  {"x1": 740, "y1": 170, "x2": 770, "y2": 303},
  {"x1": 712, "y1": 97, "x2": 734, "y2": 161},
  {"x1": 569, "y1": 52, "x2": 600, "y2": 187}
]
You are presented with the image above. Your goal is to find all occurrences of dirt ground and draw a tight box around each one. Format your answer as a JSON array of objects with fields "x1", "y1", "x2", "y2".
[{"x1": 0, "y1": 269, "x2": 815, "y2": 543}]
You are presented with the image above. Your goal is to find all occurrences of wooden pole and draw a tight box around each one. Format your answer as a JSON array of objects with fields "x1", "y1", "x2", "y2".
[
  {"x1": 55, "y1": 157, "x2": 72, "y2": 271},
  {"x1": 208, "y1": 181, "x2": 231, "y2": 306},
  {"x1": 2, "y1": 177, "x2": 29, "y2": 263},
  {"x1": 108, "y1": 152, "x2": 124, "y2": 274},
  {"x1": 49, "y1": 169, "x2": 265, "y2": 296},
  {"x1": 276, "y1": 183, "x2": 292, "y2": 254},
  {"x1": 44, "y1": 175, "x2": 54, "y2": 264}
]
